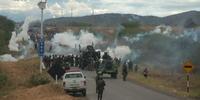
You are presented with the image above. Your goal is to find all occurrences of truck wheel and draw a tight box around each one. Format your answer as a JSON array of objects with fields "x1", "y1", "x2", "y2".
[
  {"x1": 111, "y1": 73, "x2": 117, "y2": 79},
  {"x1": 114, "y1": 74, "x2": 117, "y2": 79},
  {"x1": 113, "y1": 74, "x2": 117, "y2": 79}
]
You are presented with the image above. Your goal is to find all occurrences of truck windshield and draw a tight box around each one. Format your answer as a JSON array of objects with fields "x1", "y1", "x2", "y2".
[{"x1": 65, "y1": 73, "x2": 83, "y2": 78}]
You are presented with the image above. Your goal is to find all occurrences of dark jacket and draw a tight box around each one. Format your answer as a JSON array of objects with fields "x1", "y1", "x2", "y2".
[{"x1": 97, "y1": 79, "x2": 106, "y2": 92}]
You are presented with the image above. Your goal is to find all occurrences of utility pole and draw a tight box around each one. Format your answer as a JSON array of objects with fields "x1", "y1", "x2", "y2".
[
  {"x1": 38, "y1": 0, "x2": 47, "y2": 73},
  {"x1": 71, "y1": 8, "x2": 73, "y2": 18},
  {"x1": 92, "y1": 8, "x2": 94, "y2": 15}
]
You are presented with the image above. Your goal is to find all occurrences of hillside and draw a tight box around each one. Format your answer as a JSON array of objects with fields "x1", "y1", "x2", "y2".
[
  {"x1": 0, "y1": 16, "x2": 15, "y2": 54},
  {"x1": 0, "y1": 58, "x2": 77, "y2": 100},
  {"x1": 26, "y1": 10, "x2": 200, "y2": 36},
  {"x1": 162, "y1": 11, "x2": 200, "y2": 27},
  {"x1": 42, "y1": 10, "x2": 200, "y2": 28}
]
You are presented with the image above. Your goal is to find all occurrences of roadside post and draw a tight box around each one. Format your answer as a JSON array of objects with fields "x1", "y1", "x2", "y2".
[
  {"x1": 56, "y1": 74, "x2": 58, "y2": 84},
  {"x1": 183, "y1": 61, "x2": 193, "y2": 93}
]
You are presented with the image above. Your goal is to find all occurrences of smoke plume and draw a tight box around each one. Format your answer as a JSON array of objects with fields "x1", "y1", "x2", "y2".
[
  {"x1": 8, "y1": 16, "x2": 37, "y2": 52},
  {"x1": 106, "y1": 46, "x2": 131, "y2": 59},
  {"x1": 0, "y1": 54, "x2": 18, "y2": 62},
  {"x1": 50, "y1": 30, "x2": 102, "y2": 54},
  {"x1": 123, "y1": 25, "x2": 200, "y2": 71},
  {"x1": 0, "y1": 16, "x2": 37, "y2": 62}
]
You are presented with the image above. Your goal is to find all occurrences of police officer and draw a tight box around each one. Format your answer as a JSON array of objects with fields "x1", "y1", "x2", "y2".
[
  {"x1": 102, "y1": 52, "x2": 111, "y2": 60},
  {"x1": 97, "y1": 77, "x2": 106, "y2": 100},
  {"x1": 128, "y1": 60, "x2": 133, "y2": 72},
  {"x1": 122, "y1": 62, "x2": 128, "y2": 81},
  {"x1": 134, "y1": 64, "x2": 138, "y2": 73},
  {"x1": 143, "y1": 68, "x2": 149, "y2": 78},
  {"x1": 95, "y1": 73, "x2": 101, "y2": 93}
]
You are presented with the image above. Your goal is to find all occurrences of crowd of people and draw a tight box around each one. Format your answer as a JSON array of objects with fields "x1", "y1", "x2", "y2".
[
  {"x1": 42, "y1": 45, "x2": 101, "y2": 71},
  {"x1": 43, "y1": 54, "x2": 79, "y2": 70}
]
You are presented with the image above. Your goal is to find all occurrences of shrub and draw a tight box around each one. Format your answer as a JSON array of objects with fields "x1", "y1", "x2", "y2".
[
  {"x1": 29, "y1": 73, "x2": 50, "y2": 86},
  {"x1": 0, "y1": 73, "x2": 7, "y2": 88}
]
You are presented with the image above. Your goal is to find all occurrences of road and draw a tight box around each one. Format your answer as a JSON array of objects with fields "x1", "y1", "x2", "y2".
[{"x1": 83, "y1": 71, "x2": 179, "y2": 100}]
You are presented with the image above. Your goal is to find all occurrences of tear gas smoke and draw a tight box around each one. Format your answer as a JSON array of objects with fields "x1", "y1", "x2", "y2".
[
  {"x1": 0, "y1": 54, "x2": 18, "y2": 62},
  {"x1": 123, "y1": 25, "x2": 200, "y2": 71},
  {"x1": 50, "y1": 30, "x2": 102, "y2": 54},
  {"x1": 0, "y1": 16, "x2": 37, "y2": 62},
  {"x1": 49, "y1": 29, "x2": 132, "y2": 60},
  {"x1": 106, "y1": 46, "x2": 131, "y2": 59},
  {"x1": 124, "y1": 25, "x2": 200, "y2": 44},
  {"x1": 16, "y1": 16, "x2": 36, "y2": 42},
  {"x1": 8, "y1": 32, "x2": 19, "y2": 51},
  {"x1": 8, "y1": 16, "x2": 37, "y2": 52}
]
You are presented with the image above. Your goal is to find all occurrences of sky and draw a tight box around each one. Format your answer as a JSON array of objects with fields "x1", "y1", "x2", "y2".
[{"x1": 0, "y1": 0, "x2": 200, "y2": 22}]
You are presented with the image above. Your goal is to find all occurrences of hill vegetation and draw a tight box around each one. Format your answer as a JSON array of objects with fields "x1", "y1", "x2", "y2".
[
  {"x1": 0, "y1": 16, "x2": 15, "y2": 54},
  {"x1": 0, "y1": 58, "x2": 75, "y2": 100},
  {"x1": 119, "y1": 21, "x2": 142, "y2": 36},
  {"x1": 43, "y1": 11, "x2": 200, "y2": 29}
]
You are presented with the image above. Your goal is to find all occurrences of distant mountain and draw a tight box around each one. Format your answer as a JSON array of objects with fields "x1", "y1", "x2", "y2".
[
  {"x1": 162, "y1": 11, "x2": 200, "y2": 27},
  {"x1": 43, "y1": 10, "x2": 200, "y2": 28}
]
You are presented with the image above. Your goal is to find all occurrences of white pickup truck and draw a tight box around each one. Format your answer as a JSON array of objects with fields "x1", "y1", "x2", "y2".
[{"x1": 62, "y1": 69, "x2": 87, "y2": 96}]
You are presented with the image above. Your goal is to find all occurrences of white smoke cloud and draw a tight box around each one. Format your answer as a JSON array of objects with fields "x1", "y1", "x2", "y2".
[
  {"x1": 152, "y1": 25, "x2": 172, "y2": 35},
  {"x1": 0, "y1": 54, "x2": 18, "y2": 62},
  {"x1": 17, "y1": 16, "x2": 37, "y2": 41},
  {"x1": 50, "y1": 30, "x2": 102, "y2": 54},
  {"x1": 6, "y1": 16, "x2": 37, "y2": 61},
  {"x1": 79, "y1": 30, "x2": 100, "y2": 47},
  {"x1": 181, "y1": 28, "x2": 200, "y2": 42},
  {"x1": 8, "y1": 32, "x2": 19, "y2": 51},
  {"x1": 8, "y1": 16, "x2": 37, "y2": 52},
  {"x1": 51, "y1": 30, "x2": 77, "y2": 48},
  {"x1": 125, "y1": 25, "x2": 200, "y2": 43},
  {"x1": 106, "y1": 46, "x2": 131, "y2": 59}
]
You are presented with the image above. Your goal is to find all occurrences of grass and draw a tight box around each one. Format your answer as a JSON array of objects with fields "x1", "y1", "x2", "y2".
[
  {"x1": 28, "y1": 73, "x2": 50, "y2": 87},
  {"x1": 0, "y1": 71, "x2": 15, "y2": 97},
  {"x1": 119, "y1": 21, "x2": 146, "y2": 36},
  {"x1": 118, "y1": 22, "x2": 167, "y2": 37},
  {"x1": 0, "y1": 58, "x2": 52, "y2": 97},
  {"x1": 0, "y1": 73, "x2": 7, "y2": 88},
  {"x1": 127, "y1": 70, "x2": 200, "y2": 100}
]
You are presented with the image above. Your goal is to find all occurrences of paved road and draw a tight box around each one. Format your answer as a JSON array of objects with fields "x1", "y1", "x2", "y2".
[{"x1": 83, "y1": 71, "x2": 179, "y2": 100}]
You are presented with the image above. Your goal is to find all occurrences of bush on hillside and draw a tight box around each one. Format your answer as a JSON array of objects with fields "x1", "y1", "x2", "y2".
[
  {"x1": 0, "y1": 73, "x2": 8, "y2": 88},
  {"x1": 119, "y1": 21, "x2": 141, "y2": 36},
  {"x1": 29, "y1": 73, "x2": 50, "y2": 86},
  {"x1": 68, "y1": 22, "x2": 91, "y2": 27}
]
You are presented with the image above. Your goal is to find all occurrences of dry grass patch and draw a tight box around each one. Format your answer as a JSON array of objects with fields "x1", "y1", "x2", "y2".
[
  {"x1": 0, "y1": 58, "x2": 80, "y2": 100},
  {"x1": 1, "y1": 83, "x2": 74, "y2": 100},
  {"x1": 128, "y1": 70, "x2": 200, "y2": 100}
]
